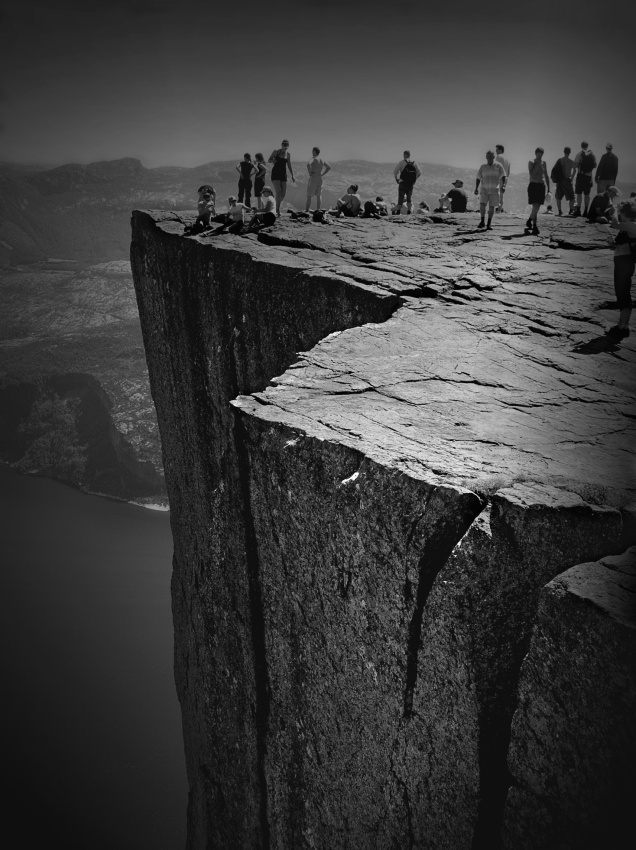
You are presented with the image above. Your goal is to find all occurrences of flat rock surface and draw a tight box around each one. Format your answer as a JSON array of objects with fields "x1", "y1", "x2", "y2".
[{"x1": 216, "y1": 212, "x2": 636, "y2": 501}]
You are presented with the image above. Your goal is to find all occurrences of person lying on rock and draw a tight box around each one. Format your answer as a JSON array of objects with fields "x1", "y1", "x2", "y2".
[
  {"x1": 185, "y1": 185, "x2": 217, "y2": 234},
  {"x1": 587, "y1": 185, "x2": 620, "y2": 224},
  {"x1": 329, "y1": 185, "x2": 362, "y2": 217},
  {"x1": 246, "y1": 187, "x2": 277, "y2": 231}
]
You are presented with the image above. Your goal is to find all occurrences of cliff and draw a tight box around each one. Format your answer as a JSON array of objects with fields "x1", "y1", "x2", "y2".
[{"x1": 131, "y1": 210, "x2": 636, "y2": 849}]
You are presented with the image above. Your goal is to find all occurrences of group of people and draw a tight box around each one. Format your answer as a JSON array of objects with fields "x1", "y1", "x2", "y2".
[{"x1": 184, "y1": 138, "x2": 634, "y2": 341}]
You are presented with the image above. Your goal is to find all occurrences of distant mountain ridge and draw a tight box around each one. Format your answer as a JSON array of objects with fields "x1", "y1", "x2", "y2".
[{"x1": 1, "y1": 157, "x2": 634, "y2": 264}]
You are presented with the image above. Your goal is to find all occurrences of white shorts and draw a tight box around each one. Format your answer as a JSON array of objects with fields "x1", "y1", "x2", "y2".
[{"x1": 479, "y1": 188, "x2": 500, "y2": 207}]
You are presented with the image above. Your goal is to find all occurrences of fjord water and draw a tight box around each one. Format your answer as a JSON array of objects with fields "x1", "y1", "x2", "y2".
[{"x1": 0, "y1": 465, "x2": 186, "y2": 849}]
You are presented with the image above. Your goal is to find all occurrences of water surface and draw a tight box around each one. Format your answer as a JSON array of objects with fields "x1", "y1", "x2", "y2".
[{"x1": 0, "y1": 466, "x2": 187, "y2": 849}]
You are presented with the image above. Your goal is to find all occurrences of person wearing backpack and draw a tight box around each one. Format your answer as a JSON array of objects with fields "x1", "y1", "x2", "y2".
[
  {"x1": 551, "y1": 146, "x2": 576, "y2": 216},
  {"x1": 573, "y1": 141, "x2": 596, "y2": 217},
  {"x1": 393, "y1": 150, "x2": 422, "y2": 214}
]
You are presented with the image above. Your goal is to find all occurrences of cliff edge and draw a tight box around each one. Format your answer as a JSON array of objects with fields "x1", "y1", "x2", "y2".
[{"x1": 131, "y1": 210, "x2": 635, "y2": 849}]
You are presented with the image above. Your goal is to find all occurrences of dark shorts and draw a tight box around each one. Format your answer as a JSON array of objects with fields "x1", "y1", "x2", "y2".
[
  {"x1": 260, "y1": 212, "x2": 276, "y2": 227},
  {"x1": 254, "y1": 177, "x2": 265, "y2": 197},
  {"x1": 575, "y1": 173, "x2": 593, "y2": 195},
  {"x1": 527, "y1": 182, "x2": 546, "y2": 205},
  {"x1": 614, "y1": 255, "x2": 635, "y2": 309},
  {"x1": 555, "y1": 178, "x2": 574, "y2": 202}
]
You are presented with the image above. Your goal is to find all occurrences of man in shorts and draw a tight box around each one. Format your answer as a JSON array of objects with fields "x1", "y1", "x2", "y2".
[
  {"x1": 494, "y1": 144, "x2": 511, "y2": 212},
  {"x1": 554, "y1": 146, "x2": 576, "y2": 216},
  {"x1": 305, "y1": 147, "x2": 331, "y2": 212},
  {"x1": 474, "y1": 151, "x2": 506, "y2": 230},
  {"x1": 573, "y1": 141, "x2": 596, "y2": 217},
  {"x1": 393, "y1": 150, "x2": 422, "y2": 214}
]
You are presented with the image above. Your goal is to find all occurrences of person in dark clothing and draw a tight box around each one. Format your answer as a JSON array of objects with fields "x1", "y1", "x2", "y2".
[
  {"x1": 236, "y1": 154, "x2": 256, "y2": 208},
  {"x1": 587, "y1": 186, "x2": 620, "y2": 223},
  {"x1": 268, "y1": 139, "x2": 295, "y2": 215},
  {"x1": 595, "y1": 143, "x2": 619, "y2": 195},
  {"x1": 444, "y1": 179, "x2": 468, "y2": 212}
]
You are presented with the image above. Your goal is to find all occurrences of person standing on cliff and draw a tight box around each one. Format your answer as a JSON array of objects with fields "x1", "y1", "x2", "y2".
[
  {"x1": 253, "y1": 153, "x2": 267, "y2": 210},
  {"x1": 393, "y1": 151, "x2": 422, "y2": 214},
  {"x1": 552, "y1": 146, "x2": 576, "y2": 216},
  {"x1": 607, "y1": 198, "x2": 636, "y2": 340},
  {"x1": 268, "y1": 140, "x2": 295, "y2": 216},
  {"x1": 495, "y1": 144, "x2": 511, "y2": 212},
  {"x1": 236, "y1": 153, "x2": 256, "y2": 209},
  {"x1": 474, "y1": 150, "x2": 506, "y2": 229},
  {"x1": 572, "y1": 141, "x2": 596, "y2": 217},
  {"x1": 595, "y1": 143, "x2": 619, "y2": 195},
  {"x1": 525, "y1": 147, "x2": 550, "y2": 236},
  {"x1": 305, "y1": 147, "x2": 331, "y2": 212}
]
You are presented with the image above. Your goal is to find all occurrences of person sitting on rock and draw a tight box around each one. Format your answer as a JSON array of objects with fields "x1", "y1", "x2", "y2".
[
  {"x1": 213, "y1": 196, "x2": 250, "y2": 235},
  {"x1": 330, "y1": 185, "x2": 362, "y2": 217},
  {"x1": 375, "y1": 196, "x2": 390, "y2": 216},
  {"x1": 416, "y1": 201, "x2": 430, "y2": 215},
  {"x1": 246, "y1": 187, "x2": 277, "y2": 231},
  {"x1": 362, "y1": 200, "x2": 382, "y2": 218},
  {"x1": 185, "y1": 185, "x2": 217, "y2": 234},
  {"x1": 444, "y1": 179, "x2": 468, "y2": 213},
  {"x1": 587, "y1": 186, "x2": 620, "y2": 224}
]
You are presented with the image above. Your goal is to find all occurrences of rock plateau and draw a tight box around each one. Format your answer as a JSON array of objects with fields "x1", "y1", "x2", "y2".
[{"x1": 131, "y1": 210, "x2": 636, "y2": 849}]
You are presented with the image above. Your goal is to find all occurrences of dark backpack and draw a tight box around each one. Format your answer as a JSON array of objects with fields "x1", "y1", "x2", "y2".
[
  {"x1": 579, "y1": 151, "x2": 596, "y2": 173},
  {"x1": 400, "y1": 161, "x2": 418, "y2": 185},
  {"x1": 550, "y1": 159, "x2": 563, "y2": 182}
]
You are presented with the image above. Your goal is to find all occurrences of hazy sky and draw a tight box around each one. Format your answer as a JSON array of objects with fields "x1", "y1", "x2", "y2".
[{"x1": 1, "y1": 0, "x2": 635, "y2": 177}]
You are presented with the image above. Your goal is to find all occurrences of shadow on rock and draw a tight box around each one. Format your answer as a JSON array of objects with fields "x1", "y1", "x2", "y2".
[{"x1": 571, "y1": 335, "x2": 622, "y2": 355}]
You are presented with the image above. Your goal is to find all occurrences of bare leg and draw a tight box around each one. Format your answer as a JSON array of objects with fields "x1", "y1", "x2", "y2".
[
  {"x1": 271, "y1": 180, "x2": 283, "y2": 215},
  {"x1": 305, "y1": 194, "x2": 312, "y2": 212},
  {"x1": 279, "y1": 181, "x2": 288, "y2": 214},
  {"x1": 316, "y1": 188, "x2": 322, "y2": 210},
  {"x1": 479, "y1": 202, "x2": 486, "y2": 225}
]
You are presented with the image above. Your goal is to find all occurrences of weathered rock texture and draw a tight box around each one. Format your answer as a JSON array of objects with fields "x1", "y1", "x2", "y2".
[
  {"x1": 501, "y1": 546, "x2": 636, "y2": 850},
  {"x1": 131, "y1": 210, "x2": 636, "y2": 849}
]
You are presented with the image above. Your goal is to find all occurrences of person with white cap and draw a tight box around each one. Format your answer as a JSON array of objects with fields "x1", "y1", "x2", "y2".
[{"x1": 595, "y1": 144, "x2": 619, "y2": 195}]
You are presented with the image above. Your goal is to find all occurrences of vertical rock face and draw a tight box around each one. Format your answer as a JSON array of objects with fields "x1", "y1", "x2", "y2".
[
  {"x1": 131, "y1": 211, "x2": 636, "y2": 849},
  {"x1": 502, "y1": 547, "x2": 636, "y2": 850}
]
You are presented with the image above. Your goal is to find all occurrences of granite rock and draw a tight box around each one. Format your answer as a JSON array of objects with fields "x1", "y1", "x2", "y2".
[{"x1": 131, "y1": 210, "x2": 635, "y2": 849}]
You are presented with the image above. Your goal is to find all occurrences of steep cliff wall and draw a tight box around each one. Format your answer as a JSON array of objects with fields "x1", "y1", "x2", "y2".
[{"x1": 131, "y1": 210, "x2": 636, "y2": 849}]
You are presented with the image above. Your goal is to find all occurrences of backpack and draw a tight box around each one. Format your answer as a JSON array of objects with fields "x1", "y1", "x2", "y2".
[
  {"x1": 579, "y1": 151, "x2": 596, "y2": 173},
  {"x1": 550, "y1": 159, "x2": 563, "y2": 182},
  {"x1": 400, "y1": 161, "x2": 418, "y2": 185}
]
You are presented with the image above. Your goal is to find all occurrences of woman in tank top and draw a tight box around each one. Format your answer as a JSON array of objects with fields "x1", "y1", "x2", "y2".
[
  {"x1": 525, "y1": 147, "x2": 550, "y2": 236},
  {"x1": 268, "y1": 139, "x2": 295, "y2": 215}
]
